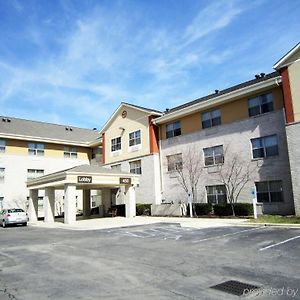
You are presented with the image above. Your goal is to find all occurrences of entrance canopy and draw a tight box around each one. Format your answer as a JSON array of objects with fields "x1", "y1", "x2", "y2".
[
  {"x1": 27, "y1": 164, "x2": 139, "y2": 190},
  {"x1": 27, "y1": 164, "x2": 139, "y2": 224}
]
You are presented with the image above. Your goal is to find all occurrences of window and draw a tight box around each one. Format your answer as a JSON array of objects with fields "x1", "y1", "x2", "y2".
[
  {"x1": 248, "y1": 93, "x2": 274, "y2": 117},
  {"x1": 92, "y1": 147, "x2": 102, "y2": 160},
  {"x1": 206, "y1": 185, "x2": 227, "y2": 204},
  {"x1": 27, "y1": 169, "x2": 44, "y2": 180},
  {"x1": 28, "y1": 143, "x2": 44, "y2": 156},
  {"x1": 166, "y1": 121, "x2": 181, "y2": 139},
  {"x1": 203, "y1": 145, "x2": 224, "y2": 166},
  {"x1": 0, "y1": 140, "x2": 5, "y2": 153},
  {"x1": 129, "y1": 160, "x2": 142, "y2": 174},
  {"x1": 167, "y1": 154, "x2": 182, "y2": 171},
  {"x1": 129, "y1": 130, "x2": 141, "y2": 147},
  {"x1": 202, "y1": 109, "x2": 221, "y2": 129},
  {"x1": 64, "y1": 147, "x2": 77, "y2": 158},
  {"x1": 111, "y1": 137, "x2": 121, "y2": 152},
  {"x1": 38, "y1": 197, "x2": 44, "y2": 209},
  {"x1": 0, "y1": 168, "x2": 4, "y2": 183},
  {"x1": 0, "y1": 197, "x2": 3, "y2": 210},
  {"x1": 251, "y1": 135, "x2": 278, "y2": 159},
  {"x1": 256, "y1": 181, "x2": 283, "y2": 203}
]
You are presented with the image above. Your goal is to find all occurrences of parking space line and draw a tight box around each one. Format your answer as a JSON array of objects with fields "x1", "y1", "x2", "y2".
[
  {"x1": 192, "y1": 227, "x2": 265, "y2": 244},
  {"x1": 259, "y1": 235, "x2": 300, "y2": 251}
]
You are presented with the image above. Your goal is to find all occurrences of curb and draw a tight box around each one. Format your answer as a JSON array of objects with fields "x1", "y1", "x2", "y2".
[{"x1": 247, "y1": 222, "x2": 300, "y2": 228}]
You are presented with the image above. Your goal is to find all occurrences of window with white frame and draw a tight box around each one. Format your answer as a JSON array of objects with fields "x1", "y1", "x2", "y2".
[
  {"x1": 0, "y1": 140, "x2": 5, "y2": 153},
  {"x1": 27, "y1": 169, "x2": 44, "y2": 180},
  {"x1": 167, "y1": 153, "x2": 183, "y2": 172},
  {"x1": 251, "y1": 135, "x2": 278, "y2": 159},
  {"x1": 111, "y1": 137, "x2": 121, "y2": 152},
  {"x1": 0, "y1": 168, "x2": 5, "y2": 183},
  {"x1": 255, "y1": 180, "x2": 283, "y2": 203},
  {"x1": 206, "y1": 185, "x2": 227, "y2": 204},
  {"x1": 129, "y1": 130, "x2": 141, "y2": 147},
  {"x1": 28, "y1": 143, "x2": 44, "y2": 156},
  {"x1": 166, "y1": 121, "x2": 181, "y2": 139},
  {"x1": 202, "y1": 109, "x2": 221, "y2": 129},
  {"x1": 64, "y1": 146, "x2": 77, "y2": 158},
  {"x1": 203, "y1": 145, "x2": 224, "y2": 166},
  {"x1": 248, "y1": 93, "x2": 274, "y2": 117},
  {"x1": 129, "y1": 160, "x2": 142, "y2": 174},
  {"x1": 0, "y1": 197, "x2": 3, "y2": 210}
]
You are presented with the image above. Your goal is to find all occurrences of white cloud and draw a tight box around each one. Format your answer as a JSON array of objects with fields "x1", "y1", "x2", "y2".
[{"x1": 183, "y1": 0, "x2": 243, "y2": 45}]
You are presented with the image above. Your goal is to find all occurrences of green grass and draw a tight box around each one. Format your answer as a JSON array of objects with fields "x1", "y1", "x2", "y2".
[{"x1": 250, "y1": 215, "x2": 300, "y2": 224}]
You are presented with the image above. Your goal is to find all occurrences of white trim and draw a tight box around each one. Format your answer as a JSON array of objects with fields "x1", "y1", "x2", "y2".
[
  {"x1": 152, "y1": 77, "x2": 281, "y2": 125},
  {"x1": 273, "y1": 42, "x2": 300, "y2": 70}
]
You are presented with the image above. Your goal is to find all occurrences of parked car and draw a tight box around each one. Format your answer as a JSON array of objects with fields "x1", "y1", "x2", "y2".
[{"x1": 0, "y1": 208, "x2": 28, "y2": 228}]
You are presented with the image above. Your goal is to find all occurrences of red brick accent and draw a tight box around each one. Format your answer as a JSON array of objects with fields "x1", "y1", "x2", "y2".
[
  {"x1": 102, "y1": 132, "x2": 105, "y2": 164},
  {"x1": 281, "y1": 67, "x2": 295, "y2": 123},
  {"x1": 149, "y1": 116, "x2": 159, "y2": 153}
]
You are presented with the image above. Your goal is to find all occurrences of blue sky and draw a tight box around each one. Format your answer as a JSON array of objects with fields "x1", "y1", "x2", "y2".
[{"x1": 0, "y1": 0, "x2": 299, "y2": 130}]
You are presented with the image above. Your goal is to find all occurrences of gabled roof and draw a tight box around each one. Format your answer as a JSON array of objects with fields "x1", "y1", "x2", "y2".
[
  {"x1": 99, "y1": 102, "x2": 162, "y2": 134},
  {"x1": 273, "y1": 42, "x2": 300, "y2": 70},
  {"x1": 153, "y1": 71, "x2": 281, "y2": 125},
  {"x1": 0, "y1": 116, "x2": 100, "y2": 146}
]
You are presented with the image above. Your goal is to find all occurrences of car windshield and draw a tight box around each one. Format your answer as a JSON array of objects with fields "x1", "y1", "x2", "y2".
[{"x1": 8, "y1": 208, "x2": 24, "y2": 213}]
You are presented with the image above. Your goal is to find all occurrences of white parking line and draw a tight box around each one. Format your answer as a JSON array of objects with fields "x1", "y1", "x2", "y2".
[
  {"x1": 259, "y1": 235, "x2": 300, "y2": 251},
  {"x1": 192, "y1": 227, "x2": 265, "y2": 244}
]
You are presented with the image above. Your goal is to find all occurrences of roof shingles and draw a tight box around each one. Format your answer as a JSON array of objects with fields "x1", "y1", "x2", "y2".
[{"x1": 0, "y1": 116, "x2": 99, "y2": 144}]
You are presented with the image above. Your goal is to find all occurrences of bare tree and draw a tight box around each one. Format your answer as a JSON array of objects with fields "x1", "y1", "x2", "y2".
[
  {"x1": 215, "y1": 148, "x2": 256, "y2": 216},
  {"x1": 168, "y1": 146, "x2": 204, "y2": 214},
  {"x1": 12, "y1": 197, "x2": 29, "y2": 212}
]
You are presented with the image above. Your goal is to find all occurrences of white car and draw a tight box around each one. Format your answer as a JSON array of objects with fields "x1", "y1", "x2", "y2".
[{"x1": 0, "y1": 208, "x2": 28, "y2": 228}]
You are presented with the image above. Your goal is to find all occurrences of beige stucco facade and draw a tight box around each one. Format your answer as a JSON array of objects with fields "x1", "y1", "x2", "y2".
[
  {"x1": 104, "y1": 106, "x2": 152, "y2": 164},
  {"x1": 4, "y1": 138, "x2": 90, "y2": 160},
  {"x1": 160, "y1": 86, "x2": 283, "y2": 139}
]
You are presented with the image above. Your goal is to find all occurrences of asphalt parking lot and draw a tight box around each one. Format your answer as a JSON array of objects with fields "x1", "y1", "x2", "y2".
[{"x1": 0, "y1": 223, "x2": 299, "y2": 300}]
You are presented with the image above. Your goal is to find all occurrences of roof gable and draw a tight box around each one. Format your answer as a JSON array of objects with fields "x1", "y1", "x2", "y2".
[
  {"x1": 100, "y1": 102, "x2": 162, "y2": 134},
  {"x1": 273, "y1": 42, "x2": 300, "y2": 70}
]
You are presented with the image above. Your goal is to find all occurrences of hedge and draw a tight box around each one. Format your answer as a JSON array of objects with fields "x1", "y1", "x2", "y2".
[
  {"x1": 136, "y1": 203, "x2": 151, "y2": 216},
  {"x1": 194, "y1": 203, "x2": 213, "y2": 215},
  {"x1": 213, "y1": 203, "x2": 253, "y2": 216}
]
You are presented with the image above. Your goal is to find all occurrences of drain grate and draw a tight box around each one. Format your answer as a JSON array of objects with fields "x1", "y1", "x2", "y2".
[{"x1": 210, "y1": 280, "x2": 260, "y2": 296}]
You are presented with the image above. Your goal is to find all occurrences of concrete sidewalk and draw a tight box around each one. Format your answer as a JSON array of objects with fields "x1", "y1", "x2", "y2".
[{"x1": 29, "y1": 216, "x2": 251, "y2": 231}]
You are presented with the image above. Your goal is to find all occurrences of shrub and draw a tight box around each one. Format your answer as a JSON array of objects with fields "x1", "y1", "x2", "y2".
[
  {"x1": 233, "y1": 203, "x2": 253, "y2": 216},
  {"x1": 136, "y1": 203, "x2": 151, "y2": 216},
  {"x1": 194, "y1": 203, "x2": 213, "y2": 215},
  {"x1": 213, "y1": 204, "x2": 232, "y2": 216},
  {"x1": 213, "y1": 203, "x2": 254, "y2": 216}
]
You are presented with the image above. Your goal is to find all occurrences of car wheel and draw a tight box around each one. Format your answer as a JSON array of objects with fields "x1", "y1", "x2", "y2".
[
  {"x1": 2, "y1": 220, "x2": 6, "y2": 228},
  {"x1": 23, "y1": 222, "x2": 27, "y2": 226}
]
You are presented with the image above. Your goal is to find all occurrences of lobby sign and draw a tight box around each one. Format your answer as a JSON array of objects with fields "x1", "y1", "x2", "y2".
[{"x1": 77, "y1": 176, "x2": 92, "y2": 184}]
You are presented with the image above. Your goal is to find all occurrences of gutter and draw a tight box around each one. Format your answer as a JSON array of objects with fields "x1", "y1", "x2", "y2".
[{"x1": 153, "y1": 76, "x2": 282, "y2": 125}]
